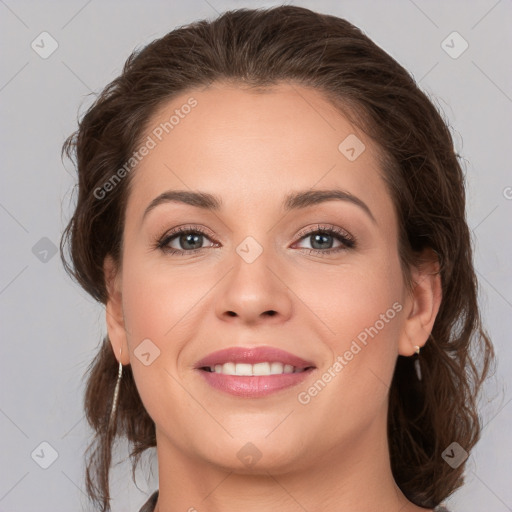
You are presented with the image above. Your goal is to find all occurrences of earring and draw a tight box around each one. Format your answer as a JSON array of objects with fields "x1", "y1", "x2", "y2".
[
  {"x1": 108, "y1": 346, "x2": 123, "y2": 430},
  {"x1": 413, "y1": 345, "x2": 422, "y2": 381}
]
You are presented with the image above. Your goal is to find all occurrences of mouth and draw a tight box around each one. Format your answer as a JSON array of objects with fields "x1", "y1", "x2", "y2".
[
  {"x1": 195, "y1": 346, "x2": 316, "y2": 398},
  {"x1": 200, "y1": 361, "x2": 313, "y2": 375}
]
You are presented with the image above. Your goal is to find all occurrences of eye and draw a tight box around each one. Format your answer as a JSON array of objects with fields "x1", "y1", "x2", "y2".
[
  {"x1": 293, "y1": 224, "x2": 356, "y2": 255},
  {"x1": 154, "y1": 223, "x2": 356, "y2": 257},
  {"x1": 155, "y1": 225, "x2": 218, "y2": 255}
]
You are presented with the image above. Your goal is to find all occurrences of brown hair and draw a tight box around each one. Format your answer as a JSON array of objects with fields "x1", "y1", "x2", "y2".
[{"x1": 60, "y1": 5, "x2": 496, "y2": 511}]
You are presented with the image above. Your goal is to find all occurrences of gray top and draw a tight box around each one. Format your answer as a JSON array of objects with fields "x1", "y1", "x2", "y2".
[{"x1": 138, "y1": 490, "x2": 452, "y2": 511}]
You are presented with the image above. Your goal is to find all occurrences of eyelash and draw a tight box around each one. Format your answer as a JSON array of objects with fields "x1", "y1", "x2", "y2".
[{"x1": 153, "y1": 224, "x2": 356, "y2": 257}]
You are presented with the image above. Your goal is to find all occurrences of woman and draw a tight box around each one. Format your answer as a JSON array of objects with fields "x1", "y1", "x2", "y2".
[{"x1": 60, "y1": 5, "x2": 495, "y2": 512}]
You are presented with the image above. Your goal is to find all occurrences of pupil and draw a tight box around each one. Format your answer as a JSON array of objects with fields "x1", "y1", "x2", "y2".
[{"x1": 311, "y1": 233, "x2": 333, "y2": 250}]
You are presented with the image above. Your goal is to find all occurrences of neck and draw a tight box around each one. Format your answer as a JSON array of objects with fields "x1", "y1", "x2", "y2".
[{"x1": 151, "y1": 402, "x2": 431, "y2": 512}]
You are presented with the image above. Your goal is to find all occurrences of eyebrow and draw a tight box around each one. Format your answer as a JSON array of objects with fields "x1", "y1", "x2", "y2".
[{"x1": 142, "y1": 188, "x2": 376, "y2": 224}]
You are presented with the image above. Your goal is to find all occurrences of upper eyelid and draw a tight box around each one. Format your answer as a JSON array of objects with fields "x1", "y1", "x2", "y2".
[{"x1": 295, "y1": 224, "x2": 353, "y2": 239}]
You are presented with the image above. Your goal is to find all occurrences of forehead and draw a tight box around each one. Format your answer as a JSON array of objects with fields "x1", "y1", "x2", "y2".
[{"x1": 125, "y1": 82, "x2": 392, "y2": 223}]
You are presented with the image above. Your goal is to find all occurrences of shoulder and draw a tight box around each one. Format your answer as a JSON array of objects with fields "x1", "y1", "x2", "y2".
[
  {"x1": 434, "y1": 506, "x2": 451, "y2": 512},
  {"x1": 138, "y1": 490, "x2": 159, "y2": 512}
]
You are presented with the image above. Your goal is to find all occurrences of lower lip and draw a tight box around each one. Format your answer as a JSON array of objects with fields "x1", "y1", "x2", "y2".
[{"x1": 197, "y1": 368, "x2": 314, "y2": 398}]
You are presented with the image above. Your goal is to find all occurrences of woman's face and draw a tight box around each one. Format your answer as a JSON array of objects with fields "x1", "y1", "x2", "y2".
[{"x1": 105, "y1": 82, "x2": 430, "y2": 473}]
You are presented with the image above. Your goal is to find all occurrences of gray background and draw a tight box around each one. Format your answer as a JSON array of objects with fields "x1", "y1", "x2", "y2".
[{"x1": 1, "y1": 0, "x2": 511, "y2": 511}]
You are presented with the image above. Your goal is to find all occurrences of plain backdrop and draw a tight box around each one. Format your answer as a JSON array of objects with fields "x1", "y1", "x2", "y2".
[{"x1": 1, "y1": 1, "x2": 511, "y2": 511}]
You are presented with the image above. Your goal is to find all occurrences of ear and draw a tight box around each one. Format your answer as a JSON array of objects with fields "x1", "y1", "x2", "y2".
[
  {"x1": 398, "y1": 248, "x2": 442, "y2": 356},
  {"x1": 104, "y1": 254, "x2": 130, "y2": 365}
]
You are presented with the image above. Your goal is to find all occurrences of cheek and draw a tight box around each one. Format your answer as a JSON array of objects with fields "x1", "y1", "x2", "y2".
[
  {"x1": 118, "y1": 255, "x2": 207, "y2": 421},
  {"x1": 122, "y1": 270, "x2": 170, "y2": 343},
  {"x1": 320, "y1": 256, "x2": 404, "y2": 389},
  {"x1": 121, "y1": 252, "x2": 217, "y2": 352},
  {"x1": 297, "y1": 258, "x2": 404, "y2": 346},
  {"x1": 303, "y1": 258, "x2": 405, "y2": 414}
]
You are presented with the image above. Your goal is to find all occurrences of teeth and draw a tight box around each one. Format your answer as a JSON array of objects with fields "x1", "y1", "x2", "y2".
[
  {"x1": 270, "y1": 362, "x2": 283, "y2": 375},
  {"x1": 253, "y1": 362, "x2": 270, "y2": 375},
  {"x1": 208, "y1": 362, "x2": 306, "y2": 376}
]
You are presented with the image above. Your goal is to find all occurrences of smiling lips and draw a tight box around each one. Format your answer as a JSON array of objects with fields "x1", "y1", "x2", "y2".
[{"x1": 195, "y1": 346, "x2": 316, "y2": 397}]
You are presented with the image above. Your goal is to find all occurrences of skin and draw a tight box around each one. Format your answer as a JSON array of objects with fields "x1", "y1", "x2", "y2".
[{"x1": 104, "y1": 82, "x2": 442, "y2": 512}]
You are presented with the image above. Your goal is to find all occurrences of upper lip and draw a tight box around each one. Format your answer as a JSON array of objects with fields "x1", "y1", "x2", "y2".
[{"x1": 195, "y1": 346, "x2": 316, "y2": 370}]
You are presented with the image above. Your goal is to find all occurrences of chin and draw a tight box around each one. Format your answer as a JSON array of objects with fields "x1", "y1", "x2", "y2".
[{"x1": 196, "y1": 435, "x2": 312, "y2": 475}]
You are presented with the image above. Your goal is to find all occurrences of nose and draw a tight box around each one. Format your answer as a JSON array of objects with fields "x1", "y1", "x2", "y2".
[{"x1": 214, "y1": 246, "x2": 293, "y2": 326}]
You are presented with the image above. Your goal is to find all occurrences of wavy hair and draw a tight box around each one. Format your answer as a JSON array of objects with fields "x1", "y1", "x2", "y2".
[{"x1": 59, "y1": 5, "x2": 496, "y2": 511}]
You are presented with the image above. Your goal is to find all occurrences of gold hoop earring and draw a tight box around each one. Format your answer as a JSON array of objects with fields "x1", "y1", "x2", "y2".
[
  {"x1": 413, "y1": 345, "x2": 422, "y2": 381},
  {"x1": 108, "y1": 346, "x2": 123, "y2": 430}
]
